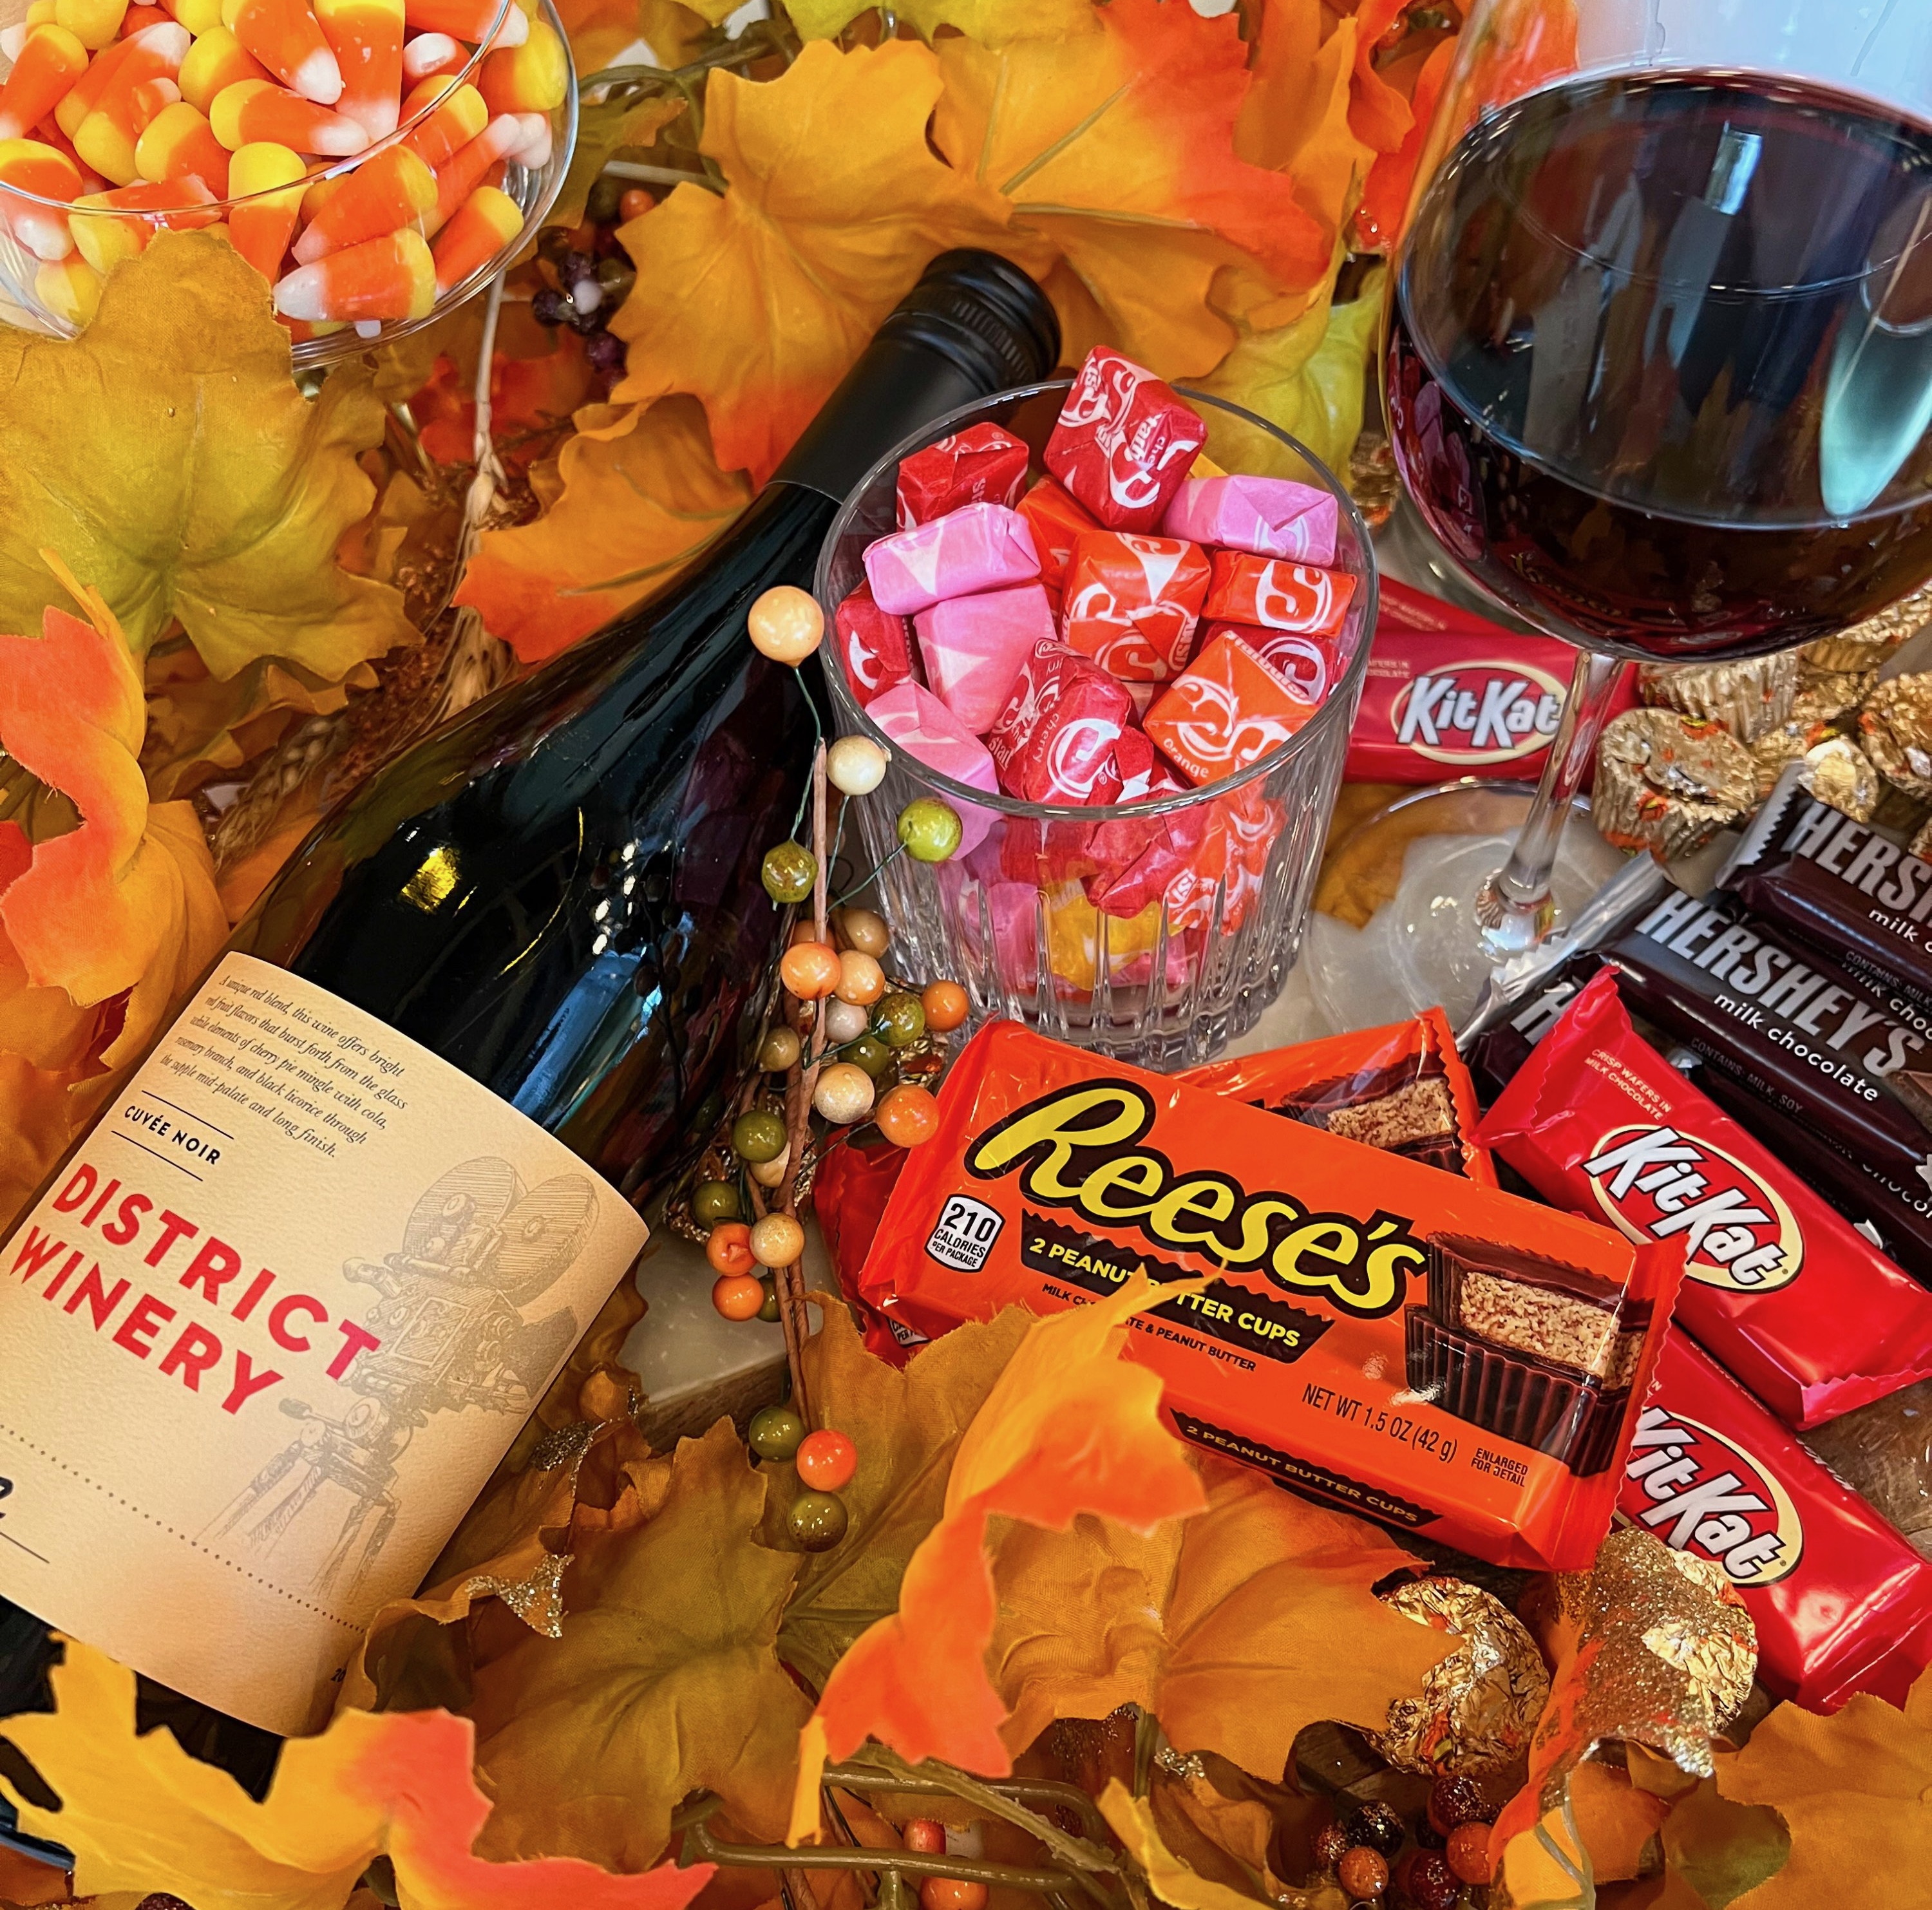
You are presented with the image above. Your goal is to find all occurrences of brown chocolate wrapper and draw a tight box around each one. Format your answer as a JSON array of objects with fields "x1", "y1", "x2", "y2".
[
  {"x1": 1860, "y1": 671, "x2": 1932, "y2": 802},
  {"x1": 1801, "y1": 1377, "x2": 1932, "y2": 1564},
  {"x1": 1801, "y1": 577, "x2": 1932, "y2": 674},
  {"x1": 1592, "y1": 709, "x2": 1757, "y2": 859},
  {"x1": 1637, "y1": 653, "x2": 1796, "y2": 744},
  {"x1": 1797, "y1": 735, "x2": 1881, "y2": 822},
  {"x1": 1372, "y1": 1576, "x2": 1551, "y2": 1775}
]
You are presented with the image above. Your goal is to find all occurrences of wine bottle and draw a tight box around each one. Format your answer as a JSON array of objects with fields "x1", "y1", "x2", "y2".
[{"x1": 0, "y1": 251, "x2": 1059, "y2": 1836}]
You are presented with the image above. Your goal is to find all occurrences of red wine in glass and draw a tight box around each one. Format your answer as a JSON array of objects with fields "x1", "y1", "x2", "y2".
[{"x1": 1388, "y1": 67, "x2": 1932, "y2": 661}]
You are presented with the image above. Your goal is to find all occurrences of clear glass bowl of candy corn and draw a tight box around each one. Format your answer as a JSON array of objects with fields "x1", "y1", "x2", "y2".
[
  {"x1": 0, "y1": 0, "x2": 574, "y2": 364},
  {"x1": 815, "y1": 355, "x2": 1378, "y2": 1070}
]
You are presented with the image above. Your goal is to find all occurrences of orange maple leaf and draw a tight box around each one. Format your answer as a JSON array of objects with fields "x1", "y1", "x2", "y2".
[
  {"x1": 790, "y1": 1275, "x2": 1206, "y2": 1837},
  {"x1": 933, "y1": 0, "x2": 1331, "y2": 377},
  {"x1": 454, "y1": 397, "x2": 752, "y2": 663},
  {"x1": 0, "y1": 556, "x2": 225, "y2": 1229},
  {"x1": 611, "y1": 39, "x2": 1016, "y2": 486},
  {"x1": 0, "y1": 1637, "x2": 718, "y2": 1910}
]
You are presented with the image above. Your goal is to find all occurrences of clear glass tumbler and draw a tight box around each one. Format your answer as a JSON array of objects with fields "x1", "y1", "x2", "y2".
[{"x1": 814, "y1": 378, "x2": 1377, "y2": 1069}]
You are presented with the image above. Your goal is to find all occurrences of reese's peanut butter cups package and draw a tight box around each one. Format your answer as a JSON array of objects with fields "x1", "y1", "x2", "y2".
[
  {"x1": 858, "y1": 1022, "x2": 1683, "y2": 1572},
  {"x1": 1182, "y1": 1008, "x2": 1497, "y2": 1186}
]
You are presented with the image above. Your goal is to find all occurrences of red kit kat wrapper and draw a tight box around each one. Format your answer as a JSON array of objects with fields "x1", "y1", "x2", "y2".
[
  {"x1": 1623, "y1": 1331, "x2": 1932, "y2": 1712},
  {"x1": 1347, "y1": 579, "x2": 1638, "y2": 782},
  {"x1": 860, "y1": 1022, "x2": 1683, "y2": 1572},
  {"x1": 1479, "y1": 972, "x2": 1932, "y2": 1429},
  {"x1": 895, "y1": 422, "x2": 1030, "y2": 527},
  {"x1": 1186, "y1": 1008, "x2": 1498, "y2": 1187}
]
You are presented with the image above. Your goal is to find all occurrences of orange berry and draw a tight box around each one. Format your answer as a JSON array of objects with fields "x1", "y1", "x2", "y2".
[
  {"x1": 780, "y1": 940, "x2": 842, "y2": 999},
  {"x1": 748, "y1": 583, "x2": 824, "y2": 664},
  {"x1": 795, "y1": 1427, "x2": 857, "y2": 1492},
  {"x1": 1444, "y1": 1824, "x2": 1493, "y2": 1887},
  {"x1": 876, "y1": 1083, "x2": 940, "y2": 1148},
  {"x1": 711, "y1": 1272, "x2": 766, "y2": 1321},
  {"x1": 619, "y1": 184, "x2": 650, "y2": 220},
  {"x1": 835, "y1": 949, "x2": 886, "y2": 1006},
  {"x1": 920, "y1": 1883, "x2": 986, "y2": 1910},
  {"x1": 921, "y1": 980, "x2": 969, "y2": 1032},
  {"x1": 705, "y1": 1220, "x2": 755, "y2": 1276},
  {"x1": 902, "y1": 1819, "x2": 946, "y2": 1855}
]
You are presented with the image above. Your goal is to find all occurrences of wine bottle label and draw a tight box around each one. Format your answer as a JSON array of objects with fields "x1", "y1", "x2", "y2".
[{"x1": 0, "y1": 953, "x2": 649, "y2": 1734}]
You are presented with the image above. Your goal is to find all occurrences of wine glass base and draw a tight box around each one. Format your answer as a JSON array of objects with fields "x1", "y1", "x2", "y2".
[{"x1": 1301, "y1": 781, "x2": 1627, "y2": 1032}]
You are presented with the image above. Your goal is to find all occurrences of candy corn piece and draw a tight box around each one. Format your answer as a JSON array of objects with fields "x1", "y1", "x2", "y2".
[
  {"x1": 55, "y1": 21, "x2": 186, "y2": 137},
  {"x1": 399, "y1": 76, "x2": 482, "y2": 168},
  {"x1": 73, "y1": 70, "x2": 180, "y2": 183},
  {"x1": 222, "y1": 0, "x2": 343, "y2": 104},
  {"x1": 402, "y1": 0, "x2": 523, "y2": 44},
  {"x1": 70, "y1": 172, "x2": 213, "y2": 269},
  {"x1": 274, "y1": 223, "x2": 431, "y2": 320},
  {"x1": 292, "y1": 139, "x2": 430, "y2": 258},
  {"x1": 120, "y1": 5, "x2": 173, "y2": 33},
  {"x1": 160, "y1": 0, "x2": 223, "y2": 30},
  {"x1": 0, "y1": 23, "x2": 90, "y2": 140},
  {"x1": 428, "y1": 177, "x2": 513, "y2": 289},
  {"x1": 28, "y1": 0, "x2": 61, "y2": 23},
  {"x1": 54, "y1": 0, "x2": 129, "y2": 51},
  {"x1": 424, "y1": 104, "x2": 516, "y2": 229},
  {"x1": 179, "y1": 27, "x2": 268, "y2": 111},
  {"x1": 210, "y1": 77, "x2": 368, "y2": 152},
  {"x1": 225, "y1": 137, "x2": 301, "y2": 277},
  {"x1": 399, "y1": 30, "x2": 461, "y2": 83},
  {"x1": 478, "y1": 17, "x2": 562, "y2": 114},
  {"x1": 0, "y1": 137, "x2": 80, "y2": 258},
  {"x1": 30, "y1": 115, "x2": 100, "y2": 187},
  {"x1": 135, "y1": 99, "x2": 228, "y2": 193},
  {"x1": 35, "y1": 251, "x2": 100, "y2": 323},
  {"x1": 312, "y1": 0, "x2": 401, "y2": 139},
  {"x1": 299, "y1": 162, "x2": 339, "y2": 220},
  {"x1": 425, "y1": 173, "x2": 514, "y2": 289}
]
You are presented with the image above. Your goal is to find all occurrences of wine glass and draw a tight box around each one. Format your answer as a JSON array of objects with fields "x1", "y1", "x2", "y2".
[{"x1": 1340, "y1": 0, "x2": 1932, "y2": 1026}]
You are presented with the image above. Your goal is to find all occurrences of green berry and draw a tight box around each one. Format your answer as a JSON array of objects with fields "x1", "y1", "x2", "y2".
[
  {"x1": 585, "y1": 175, "x2": 625, "y2": 226},
  {"x1": 787, "y1": 1488, "x2": 849, "y2": 1551},
  {"x1": 897, "y1": 797, "x2": 961, "y2": 864},
  {"x1": 691, "y1": 1178, "x2": 741, "y2": 1225},
  {"x1": 758, "y1": 1276, "x2": 781, "y2": 1324},
  {"x1": 536, "y1": 225, "x2": 571, "y2": 269},
  {"x1": 732, "y1": 1109, "x2": 788, "y2": 1164},
  {"x1": 874, "y1": 991, "x2": 926, "y2": 1049},
  {"x1": 761, "y1": 841, "x2": 817, "y2": 904},
  {"x1": 847, "y1": 1034, "x2": 892, "y2": 1078},
  {"x1": 748, "y1": 1402, "x2": 806, "y2": 1461}
]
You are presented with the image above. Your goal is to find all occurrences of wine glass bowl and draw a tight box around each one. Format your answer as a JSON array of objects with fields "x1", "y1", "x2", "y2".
[{"x1": 816, "y1": 378, "x2": 1378, "y2": 1069}]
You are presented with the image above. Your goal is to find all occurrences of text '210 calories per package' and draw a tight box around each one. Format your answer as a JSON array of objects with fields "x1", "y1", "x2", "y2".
[{"x1": 859, "y1": 1023, "x2": 1683, "y2": 1572}]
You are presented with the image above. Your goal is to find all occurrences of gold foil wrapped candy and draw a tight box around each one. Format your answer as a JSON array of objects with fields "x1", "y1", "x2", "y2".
[
  {"x1": 1802, "y1": 578, "x2": 1932, "y2": 674},
  {"x1": 1860, "y1": 672, "x2": 1932, "y2": 803},
  {"x1": 1797, "y1": 735, "x2": 1882, "y2": 822},
  {"x1": 1749, "y1": 719, "x2": 1835, "y2": 801},
  {"x1": 1636, "y1": 653, "x2": 1796, "y2": 743},
  {"x1": 1592, "y1": 709, "x2": 1757, "y2": 859},
  {"x1": 1791, "y1": 667, "x2": 1879, "y2": 727},
  {"x1": 1372, "y1": 1576, "x2": 1551, "y2": 1776}
]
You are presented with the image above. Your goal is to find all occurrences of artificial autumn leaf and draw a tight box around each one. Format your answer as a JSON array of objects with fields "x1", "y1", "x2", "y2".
[
  {"x1": 781, "y1": 0, "x2": 1088, "y2": 44},
  {"x1": 0, "y1": 234, "x2": 415, "y2": 683},
  {"x1": 989, "y1": 1453, "x2": 1455, "y2": 1784},
  {"x1": 792, "y1": 1277, "x2": 1207, "y2": 1834},
  {"x1": 464, "y1": 1420, "x2": 809, "y2": 1871},
  {"x1": 1654, "y1": 1773, "x2": 1788, "y2": 1910},
  {"x1": 1566, "y1": 1763, "x2": 1670, "y2": 1885},
  {"x1": 556, "y1": 0, "x2": 714, "y2": 80},
  {"x1": 553, "y1": 91, "x2": 688, "y2": 231},
  {"x1": 1099, "y1": 1782, "x2": 1325, "y2": 1910},
  {"x1": 1354, "y1": 39, "x2": 1453, "y2": 251},
  {"x1": 1713, "y1": 1670, "x2": 1931, "y2": 1909},
  {"x1": 455, "y1": 396, "x2": 752, "y2": 661},
  {"x1": 0, "y1": 556, "x2": 226, "y2": 1068},
  {"x1": 933, "y1": 0, "x2": 1330, "y2": 377},
  {"x1": 1494, "y1": 1797, "x2": 1593, "y2": 1910},
  {"x1": 612, "y1": 39, "x2": 1015, "y2": 484},
  {"x1": 770, "y1": 1299, "x2": 1033, "y2": 1694},
  {"x1": 1346, "y1": 0, "x2": 1415, "y2": 153},
  {"x1": 1193, "y1": 270, "x2": 1383, "y2": 482},
  {"x1": 412, "y1": 308, "x2": 598, "y2": 473},
  {"x1": 0, "y1": 1639, "x2": 717, "y2": 1910}
]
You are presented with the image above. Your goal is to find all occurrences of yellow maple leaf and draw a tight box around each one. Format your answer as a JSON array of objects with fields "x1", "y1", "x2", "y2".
[
  {"x1": 464, "y1": 1421, "x2": 811, "y2": 1871},
  {"x1": 454, "y1": 397, "x2": 752, "y2": 662},
  {"x1": 0, "y1": 233, "x2": 415, "y2": 685},
  {"x1": 932, "y1": 0, "x2": 1332, "y2": 377},
  {"x1": 611, "y1": 39, "x2": 1016, "y2": 485},
  {"x1": 1712, "y1": 1669, "x2": 1932, "y2": 1907},
  {"x1": 0, "y1": 1638, "x2": 717, "y2": 1910},
  {"x1": 1100, "y1": 1782, "x2": 1296, "y2": 1910},
  {"x1": 781, "y1": 0, "x2": 1088, "y2": 44}
]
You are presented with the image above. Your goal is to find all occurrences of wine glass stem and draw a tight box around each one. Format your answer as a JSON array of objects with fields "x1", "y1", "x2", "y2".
[{"x1": 1477, "y1": 649, "x2": 1627, "y2": 962}]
